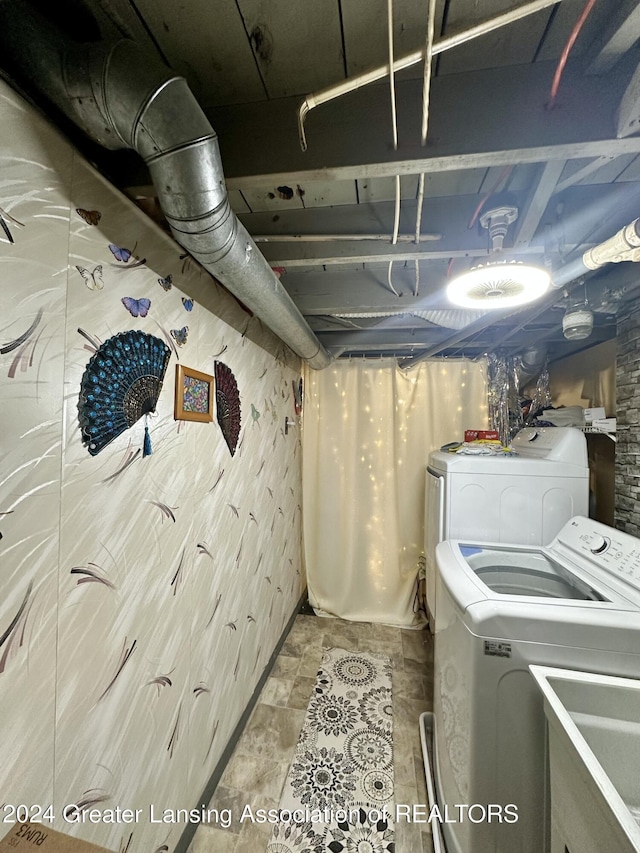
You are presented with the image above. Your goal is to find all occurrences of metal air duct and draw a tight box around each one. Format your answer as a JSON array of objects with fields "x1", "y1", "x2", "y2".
[{"x1": 0, "y1": 0, "x2": 331, "y2": 370}]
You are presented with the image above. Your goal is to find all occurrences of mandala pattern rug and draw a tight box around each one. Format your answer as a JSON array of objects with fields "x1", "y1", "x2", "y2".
[{"x1": 267, "y1": 647, "x2": 395, "y2": 852}]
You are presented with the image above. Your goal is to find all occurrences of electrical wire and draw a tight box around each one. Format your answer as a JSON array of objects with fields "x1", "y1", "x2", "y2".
[
  {"x1": 386, "y1": 0, "x2": 401, "y2": 297},
  {"x1": 547, "y1": 0, "x2": 597, "y2": 109},
  {"x1": 387, "y1": 0, "x2": 399, "y2": 152},
  {"x1": 413, "y1": 0, "x2": 437, "y2": 297}
]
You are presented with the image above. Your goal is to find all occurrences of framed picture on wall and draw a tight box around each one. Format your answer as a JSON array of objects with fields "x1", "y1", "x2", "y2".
[{"x1": 174, "y1": 364, "x2": 214, "y2": 422}]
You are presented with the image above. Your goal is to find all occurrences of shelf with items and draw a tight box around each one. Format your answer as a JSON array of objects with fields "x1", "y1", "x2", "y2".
[{"x1": 582, "y1": 426, "x2": 616, "y2": 442}]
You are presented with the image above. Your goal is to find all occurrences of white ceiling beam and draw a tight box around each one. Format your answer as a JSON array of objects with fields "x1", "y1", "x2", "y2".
[
  {"x1": 513, "y1": 159, "x2": 566, "y2": 247},
  {"x1": 224, "y1": 138, "x2": 640, "y2": 190},
  {"x1": 208, "y1": 62, "x2": 635, "y2": 188},
  {"x1": 263, "y1": 244, "x2": 544, "y2": 267}
]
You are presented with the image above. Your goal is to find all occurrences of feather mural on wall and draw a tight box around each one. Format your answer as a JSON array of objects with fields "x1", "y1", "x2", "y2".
[
  {"x1": 97, "y1": 638, "x2": 137, "y2": 702},
  {"x1": 0, "y1": 205, "x2": 25, "y2": 243},
  {"x1": 70, "y1": 563, "x2": 116, "y2": 590},
  {"x1": 1, "y1": 308, "x2": 44, "y2": 361},
  {"x1": 0, "y1": 581, "x2": 35, "y2": 674},
  {"x1": 1, "y1": 80, "x2": 306, "y2": 853}
]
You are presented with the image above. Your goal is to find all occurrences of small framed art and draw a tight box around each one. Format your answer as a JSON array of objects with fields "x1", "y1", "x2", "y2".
[{"x1": 174, "y1": 364, "x2": 214, "y2": 422}]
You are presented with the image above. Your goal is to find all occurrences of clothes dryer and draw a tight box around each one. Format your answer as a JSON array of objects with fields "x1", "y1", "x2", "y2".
[
  {"x1": 432, "y1": 516, "x2": 640, "y2": 853},
  {"x1": 424, "y1": 427, "x2": 588, "y2": 627}
]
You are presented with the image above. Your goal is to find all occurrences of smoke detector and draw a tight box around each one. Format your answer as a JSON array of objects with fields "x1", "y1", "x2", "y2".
[{"x1": 447, "y1": 261, "x2": 551, "y2": 309}]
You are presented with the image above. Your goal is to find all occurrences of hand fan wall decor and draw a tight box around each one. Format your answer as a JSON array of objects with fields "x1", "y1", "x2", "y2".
[
  {"x1": 78, "y1": 330, "x2": 171, "y2": 456},
  {"x1": 214, "y1": 360, "x2": 241, "y2": 456}
]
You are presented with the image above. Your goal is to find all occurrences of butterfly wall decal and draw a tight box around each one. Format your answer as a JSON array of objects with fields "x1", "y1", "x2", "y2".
[
  {"x1": 171, "y1": 326, "x2": 189, "y2": 346},
  {"x1": 76, "y1": 265, "x2": 104, "y2": 290},
  {"x1": 182, "y1": 297, "x2": 193, "y2": 312},
  {"x1": 109, "y1": 244, "x2": 132, "y2": 263},
  {"x1": 76, "y1": 208, "x2": 102, "y2": 226},
  {"x1": 121, "y1": 296, "x2": 151, "y2": 317},
  {"x1": 158, "y1": 274, "x2": 173, "y2": 291}
]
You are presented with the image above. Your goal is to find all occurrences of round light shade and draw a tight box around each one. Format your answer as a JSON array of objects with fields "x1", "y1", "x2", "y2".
[
  {"x1": 446, "y1": 262, "x2": 551, "y2": 309},
  {"x1": 562, "y1": 307, "x2": 594, "y2": 340}
]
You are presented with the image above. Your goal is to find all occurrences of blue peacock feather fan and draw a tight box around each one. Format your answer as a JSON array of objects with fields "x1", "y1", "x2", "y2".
[{"x1": 78, "y1": 330, "x2": 171, "y2": 456}]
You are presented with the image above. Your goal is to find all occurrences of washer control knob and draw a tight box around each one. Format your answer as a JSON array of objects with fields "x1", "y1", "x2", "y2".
[{"x1": 590, "y1": 536, "x2": 610, "y2": 555}]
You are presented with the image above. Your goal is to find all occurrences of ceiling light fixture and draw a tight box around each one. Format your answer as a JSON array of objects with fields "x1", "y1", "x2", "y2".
[{"x1": 446, "y1": 261, "x2": 551, "y2": 309}]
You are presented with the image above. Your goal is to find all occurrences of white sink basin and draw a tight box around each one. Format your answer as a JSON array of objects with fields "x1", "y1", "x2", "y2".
[{"x1": 530, "y1": 665, "x2": 640, "y2": 853}]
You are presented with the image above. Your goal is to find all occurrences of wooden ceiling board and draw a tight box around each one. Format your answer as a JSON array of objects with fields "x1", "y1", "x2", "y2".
[
  {"x1": 357, "y1": 167, "x2": 485, "y2": 204},
  {"x1": 93, "y1": 0, "x2": 162, "y2": 53},
  {"x1": 132, "y1": 0, "x2": 265, "y2": 107},
  {"x1": 323, "y1": 262, "x2": 367, "y2": 271},
  {"x1": 240, "y1": 186, "x2": 305, "y2": 212},
  {"x1": 235, "y1": 0, "x2": 345, "y2": 98},
  {"x1": 541, "y1": 183, "x2": 640, "y2": 247},
  {"x1": 341, "y1": 0, "x2": 447, "y2": 77},
  {"x1": 569, "y1": 154, "x2": 638, "y2": 186},
  {"x1": 295, "y1": 179, "x2": 359, "y2": 208},
  {"x1": 240, "y1": 179, "x2": 356, "y2": 211},
  {"x1": 502, "y1": 163, "x2": 542, "y2": 193},
  {"x1": 436, "y1": 0, "x2": 551, "y2": 75},
  {"x1": 586, "y1": 0, "x2": 640, "y2": 75},
  {"x1": 614, "y1": 155, "x2": 640, "y2": 183},
  {"x1": 357, "y1": 175, "x2": 420, "y2": 203},
  {"x1": 228, "y1": 189, "x2": 252, "y2": 214},
  {"x1": 533, "y1": 0, "x2": 611, "y2": 64}
]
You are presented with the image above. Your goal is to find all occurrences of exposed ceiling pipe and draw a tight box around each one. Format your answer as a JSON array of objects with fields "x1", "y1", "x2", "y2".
[
  {"x1": 297, "y1": 0, "x2": 565, "y2": 150},
  {"x1": 0, "y1": 0, "x2": 332, "y2": 370},
  {"x1": 552, "y1": 218, "x2": 640, "y2": 287}
]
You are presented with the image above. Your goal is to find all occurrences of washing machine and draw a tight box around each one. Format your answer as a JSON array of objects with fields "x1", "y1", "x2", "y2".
[
  {"x1": 424, "y1": 427, "x2": 588, "y2": 628},
  {"x1": 432, "y1": 516, "x2": 640, "y2": 853}
]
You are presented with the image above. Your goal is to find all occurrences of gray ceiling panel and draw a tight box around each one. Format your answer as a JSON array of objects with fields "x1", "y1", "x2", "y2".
[
  {"x1": 132, "y1": 0, "x2": 265, "y2": 106},
  {"x1": 235, "y1": 0, "x2": 346, "y2": 98}
]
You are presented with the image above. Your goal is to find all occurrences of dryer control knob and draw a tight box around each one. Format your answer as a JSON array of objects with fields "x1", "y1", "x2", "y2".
[{"x1": 590, "y1": 536, "x2": 610, "y2": 554}]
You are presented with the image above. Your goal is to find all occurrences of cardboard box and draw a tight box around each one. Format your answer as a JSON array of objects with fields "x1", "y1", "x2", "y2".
[{"x1": 0, "y1": 824, "x2": 113, "y2": 853}]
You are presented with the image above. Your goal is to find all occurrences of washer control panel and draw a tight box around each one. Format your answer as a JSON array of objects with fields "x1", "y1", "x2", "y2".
[{"x1": 554, "y1": 517, "x2": 640, "y2": 587}]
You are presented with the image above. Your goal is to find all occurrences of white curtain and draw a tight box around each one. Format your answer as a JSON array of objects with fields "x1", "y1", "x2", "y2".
[{"x1": 302, "y1": 357, "x2": 488, "y2": 627}]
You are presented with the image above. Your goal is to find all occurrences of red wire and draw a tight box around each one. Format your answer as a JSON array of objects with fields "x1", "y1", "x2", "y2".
[{"x1": 547, "y1": 0, "x2": 598, "y2": 109}]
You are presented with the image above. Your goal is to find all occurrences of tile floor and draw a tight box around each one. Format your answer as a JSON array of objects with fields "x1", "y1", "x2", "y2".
[{"x1": 189, "y1": 613, "x2": 435, "y2": 853}]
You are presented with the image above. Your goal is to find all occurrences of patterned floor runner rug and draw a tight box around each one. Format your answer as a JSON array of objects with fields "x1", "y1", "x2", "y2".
[{"x1": 267, "y1": 647, "x2": 395, "y2": 852}]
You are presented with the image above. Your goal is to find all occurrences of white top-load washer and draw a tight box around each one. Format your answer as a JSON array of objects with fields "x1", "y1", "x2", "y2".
[
  {"x1": 424, "y1": 426, "x2": 588, "y2": 627},
  {"x1": 433, "y1": 516, "x2": 640, "y2": 853}
]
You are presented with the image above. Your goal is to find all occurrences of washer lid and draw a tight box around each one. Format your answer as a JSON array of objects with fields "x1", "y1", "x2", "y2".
[{"x1": 460, "y1": 545, "x2": 606, "y2": 601}]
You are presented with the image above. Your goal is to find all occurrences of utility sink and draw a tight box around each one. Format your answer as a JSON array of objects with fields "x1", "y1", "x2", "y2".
[{"x1": 530, "y1": 665, "x2": 640, "y2": 853}]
